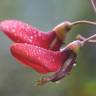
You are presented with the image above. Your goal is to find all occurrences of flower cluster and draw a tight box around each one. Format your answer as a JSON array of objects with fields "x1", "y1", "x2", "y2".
[{"x1": 0, "y1": 20, "x2": 96, "y2": 85}]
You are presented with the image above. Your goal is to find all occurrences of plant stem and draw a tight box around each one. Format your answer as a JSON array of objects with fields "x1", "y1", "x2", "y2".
[
  {"x1": 76, "y1": 34, "x2": 96, "y2": 43},
  {"x1": 71, "y1": 20, "x2": 96, "y2": 26},
  {"x1": 77, "y1": 34, "x2": 96, "y2": 45},
  {"x1": 90, "y1": 0, "x2": 96, "y2": 13}
]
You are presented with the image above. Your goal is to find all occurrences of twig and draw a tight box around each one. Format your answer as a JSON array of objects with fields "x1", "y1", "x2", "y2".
[
  {"x1": 90, "y1": 0, "x2": 96, "y2": 13},
  {"x1": 76, "y1": 34, "x2": 96, "y2": 44},
  {"x1": 71, "y1": 20, "x2": 96, "y2": 26}
]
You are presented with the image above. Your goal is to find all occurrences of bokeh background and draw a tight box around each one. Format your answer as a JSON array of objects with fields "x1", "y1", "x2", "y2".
[{"x1": 0, "y1": 0, "x2": 96, "y2": 96}]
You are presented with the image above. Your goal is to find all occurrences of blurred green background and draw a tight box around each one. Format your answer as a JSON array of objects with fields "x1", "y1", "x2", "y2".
[{"x1": 0, "y1": 0, "x2": 96, "y2": 96}]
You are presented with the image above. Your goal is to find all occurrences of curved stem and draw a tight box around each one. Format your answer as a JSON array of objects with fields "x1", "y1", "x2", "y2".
[
  {"x1": 76, "y1": 34, "x2": 96, "y2": 43},
  {"x1": 83, "y1": 34, "x2": 96, "y2": 43},
  {"x1": 71, "y1": 20, "x2": 96, "y2": 26},
  {"x1": 90, "y1": 0, "x2": 96, "y2": 13},
  {"x1": 77, "y1": 34, "x2": 96, "y2": 44}
]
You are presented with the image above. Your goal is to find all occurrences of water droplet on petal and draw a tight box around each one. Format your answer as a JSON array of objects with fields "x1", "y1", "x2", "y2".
[
  {"x1": 30, "y1": 36, "x2": 33, "y2": 39},
  {"x1": 38, "y1": 33, "x2": 41, "y2": 37},
  {"x1": 38, "y1": 49, "x2": 41, "y2": 52},
  {"x1": 12, "y1": 28, "x2": 16, "y2": 32},
  {"x1": 33, "y1": 30, "x2": 36, "y2": 34},
  {"x1": 29, "y1": 39, "x2": 32, "y2": 42},
  {"x1": 6, "y1": 25, "x2": 9, "y2": 29}
]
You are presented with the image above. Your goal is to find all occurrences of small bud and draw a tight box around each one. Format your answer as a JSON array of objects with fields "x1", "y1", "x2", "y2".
[{"x1": 53, "y1": 21, "x2": 72, "y2": 40}]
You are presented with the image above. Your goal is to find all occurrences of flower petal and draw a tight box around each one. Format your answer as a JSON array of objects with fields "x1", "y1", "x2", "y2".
[
  {"x1": 0, "y1": 20, "x2": 62, "y2": 50},
  {"x1": 10, "y1": 43, "x2": 70, "y2": 74}
]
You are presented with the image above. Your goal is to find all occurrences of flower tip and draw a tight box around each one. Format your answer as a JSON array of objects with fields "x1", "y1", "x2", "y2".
[
  {"x1": 0, "y1": 20, "x2": 17, "y2": 37},
  {"x1": 10, "y1": 43, "x2": 22, "y2": 59}
]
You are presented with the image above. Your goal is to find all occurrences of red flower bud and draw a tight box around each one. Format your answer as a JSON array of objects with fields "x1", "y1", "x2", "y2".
[
  {"x1": 0, "y1": 20, "x2": 71, "y2": 51},
  {"x1": 10, "y1": 40, "x2": 82, "y2": 75},
  {"x1": 36, "y1": 40, "x2": 82, "y2": 85},
  {"x1": 10, "y1": 43, "x2": 70, "y2": 73}
]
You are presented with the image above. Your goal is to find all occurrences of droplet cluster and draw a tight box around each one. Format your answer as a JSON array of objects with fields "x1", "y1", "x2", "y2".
[
  {"x1": 0, "y1": 20, "x2": 59, "y2": 49},
  {"x1": 11, "y1": 43, "x2": 70, "y2": 73}
]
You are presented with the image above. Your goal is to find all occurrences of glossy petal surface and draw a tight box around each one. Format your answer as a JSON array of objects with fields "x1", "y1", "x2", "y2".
[
  {"x1": 0, "y1": 20, "x2": 62, "y2": 50},
  {"x1": 10, "y1": 43, "x2": 70, "y2": 73}
]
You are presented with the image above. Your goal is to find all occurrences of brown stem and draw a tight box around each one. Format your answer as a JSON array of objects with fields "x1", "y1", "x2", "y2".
[
  {"x1": 71, "y1": 20, "x2": 96, "y2": 26},
  {"x1": 76, "y1": 34, "x2": 96, "y2": 44},
  {"x1": 90, "y1": 0, "x2": 96, "y2": 13}
]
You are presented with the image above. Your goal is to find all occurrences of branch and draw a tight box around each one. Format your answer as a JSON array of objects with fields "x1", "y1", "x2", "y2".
[{"x1": 90, "y1": 0, "x2": 96, "y2": 13}]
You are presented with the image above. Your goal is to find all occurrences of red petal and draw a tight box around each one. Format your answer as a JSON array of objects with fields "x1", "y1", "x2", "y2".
[
  {"x1": 10, "y1": 43, "x2": 70, "y2": 74},
  {"x1": 0, "y1": 20, "x2": 60, "y2": 49}
]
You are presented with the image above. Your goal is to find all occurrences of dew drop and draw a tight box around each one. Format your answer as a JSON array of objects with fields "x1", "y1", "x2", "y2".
[
  {"x1": 29, "y1": 39, "x2": 32, "y2": 42},
  {"x1": 55, "y1": 81, "x2": 60, "y2": 84},
  {"x1": 26, "y1": 26, "x2": 30, "y2": 32},
  {"x1": 33, "y1": 30, "x2": 36, "y2": 34},
  {"x1": 30, "y1": 36, "x2": 33, "y2": 39},
  {"x1": 6, "y1": 25, "x2": 9, "y2": 29},
  {"x1": 38, "y1": 49, "x2": 41, "y2": 52},
  {"x1": 12, "y1": 28, "x2": 16, "y2": 32},
  {"x1": 73, "y1": 63, "x2": 76, "y2": 67},
  {"x1": 38, "y1": 32, "x2": 41, "y2": 37}
]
